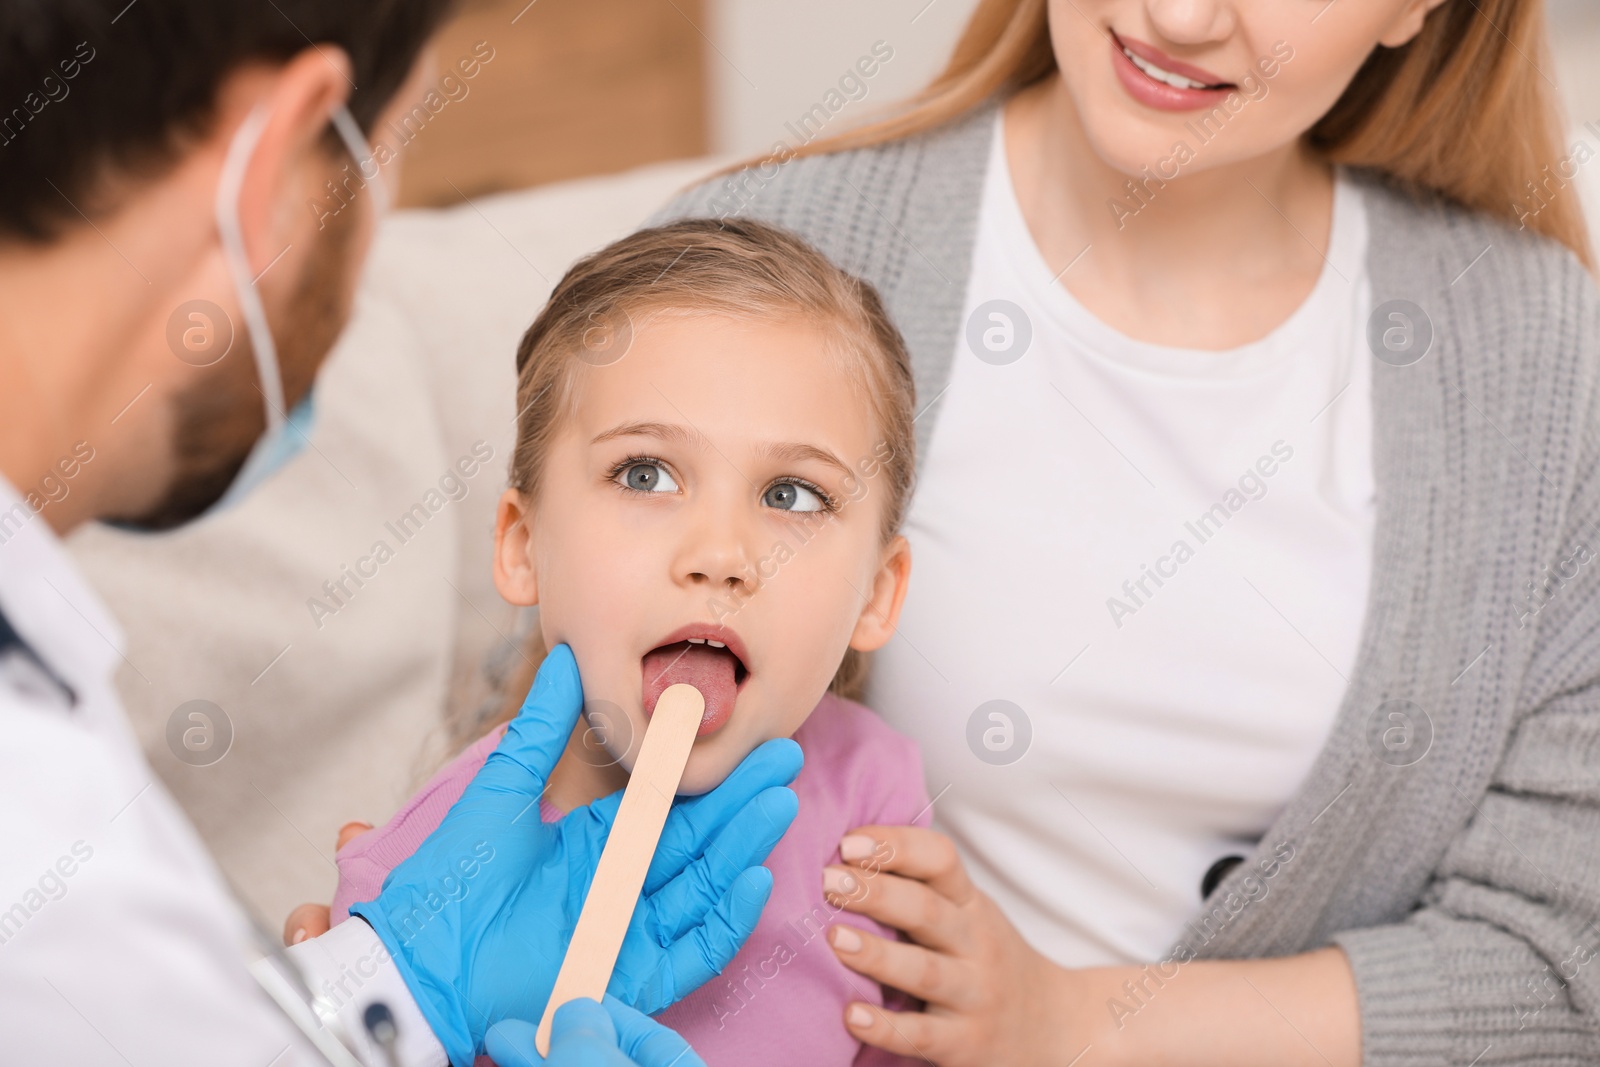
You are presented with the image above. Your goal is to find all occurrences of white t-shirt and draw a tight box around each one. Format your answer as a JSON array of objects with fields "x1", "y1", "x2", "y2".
[{"x1": 864, "y1": 119, "x2": 1376, "y2": 966}]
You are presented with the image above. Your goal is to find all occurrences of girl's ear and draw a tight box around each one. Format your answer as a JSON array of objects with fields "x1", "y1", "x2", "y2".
[
  {"x1": 1378, "y1": 0, "x2": 1451, "y2": 49},
  {"x1": 492, "y1": 488, "x2": 540, "y2": 606},
  {"x1": 848, "y1": 535, "x2": 912, "y2": 652}
]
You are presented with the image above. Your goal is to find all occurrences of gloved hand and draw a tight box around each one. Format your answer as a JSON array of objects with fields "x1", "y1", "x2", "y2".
[
  {"x1": 350, "y1": 643, "x2": 802, "y2": 1066},
  {"x1": 485, "y1": 997, "x2": 706, "y2": 1067}
]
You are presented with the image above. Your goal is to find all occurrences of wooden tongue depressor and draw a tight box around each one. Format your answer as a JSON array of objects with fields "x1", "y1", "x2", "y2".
[{"x1": 534, "y1": 682, "x2": 705, "y2": 1054}]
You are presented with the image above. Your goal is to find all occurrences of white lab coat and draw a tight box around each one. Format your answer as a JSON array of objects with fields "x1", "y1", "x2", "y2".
[{"x1": 0, "y1": 476, "x2": 446, "y2": 1067}]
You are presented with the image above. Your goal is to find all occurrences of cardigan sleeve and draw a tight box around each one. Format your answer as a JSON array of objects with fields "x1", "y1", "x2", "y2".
[{"x1": 1330, "y1": 260, "x2": 1600, "y2": 1066}]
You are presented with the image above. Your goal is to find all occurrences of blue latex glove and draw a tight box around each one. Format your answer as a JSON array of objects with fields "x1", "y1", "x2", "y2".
[
  {"x1": 351, "y1": 643, "x2": 802, "y2": 1066},
  {"x1": 485, "y1": 998, "x2": 706, "y2": 1067}
]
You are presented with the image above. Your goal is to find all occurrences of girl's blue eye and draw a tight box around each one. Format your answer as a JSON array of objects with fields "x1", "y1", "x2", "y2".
[
  {"x1": 620, "y1": 462, "x2": 678, "y2": 493},
  {"x1": 763, "y1": 481, "x2": 825, "y2": 512}
]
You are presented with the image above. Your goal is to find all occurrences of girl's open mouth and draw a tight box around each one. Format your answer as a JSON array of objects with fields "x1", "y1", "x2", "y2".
[{"x1": 641, "y1": 627, "x2": 750, "y2": 737}]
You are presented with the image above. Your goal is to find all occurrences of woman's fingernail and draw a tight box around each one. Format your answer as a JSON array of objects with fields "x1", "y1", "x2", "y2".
[
  {"x1": 839, "y1": 834, "x2": 875, "y2": 861},
  {"x1": 823, "y1": 866, "x2": 860, "y2": 897},
  {"x1": 290, "y1": 927, "x2": 308, "y2": 945},
  {"x1": 847, "y1": 1003, "x2": 873, "y2": 1027},
  {"x1": 831, "y1": 925, "x2": 863, "y2": 953}
]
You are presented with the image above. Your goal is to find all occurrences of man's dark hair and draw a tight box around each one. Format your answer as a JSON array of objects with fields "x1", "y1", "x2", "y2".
[{"x1": 0, "y1": 0, "x2": 456, "y2": 242}]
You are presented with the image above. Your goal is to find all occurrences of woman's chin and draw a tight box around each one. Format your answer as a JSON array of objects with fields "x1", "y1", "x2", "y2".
[{"x1": 1078, "y1": 113, "x2": 1187, "y2": 175}]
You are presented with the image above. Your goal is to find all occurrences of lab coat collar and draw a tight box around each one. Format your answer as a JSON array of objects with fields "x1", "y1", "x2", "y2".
[{"x1": 0, "y1": 474, "x2": 125, "y2": 702}]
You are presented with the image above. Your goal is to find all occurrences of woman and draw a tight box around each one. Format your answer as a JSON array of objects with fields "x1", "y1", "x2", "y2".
[{"x1": 657, "y1": 0, "x2": 1598, "y2": 1064}]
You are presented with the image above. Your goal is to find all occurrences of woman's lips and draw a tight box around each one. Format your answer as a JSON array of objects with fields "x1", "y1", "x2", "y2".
[
  {"x1": 1116, "y1": 32, "x2": 1229, "y2": 87},
  {"x1": 1109, "y1": 32, "x2": 1235, "y2": 113}
]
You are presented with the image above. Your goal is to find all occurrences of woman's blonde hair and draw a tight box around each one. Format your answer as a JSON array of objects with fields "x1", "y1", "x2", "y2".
[
  {"x1": 773, "y1": 0, "x2": 1593, "y2": 268},
  {"x1": 462, "y1": 218, "x2": 918, "y2": 746}
]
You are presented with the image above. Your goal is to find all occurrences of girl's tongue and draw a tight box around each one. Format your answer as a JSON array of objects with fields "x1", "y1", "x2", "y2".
[{"x1": 642, "y1": 640, "x2": 739, "y2": 737}]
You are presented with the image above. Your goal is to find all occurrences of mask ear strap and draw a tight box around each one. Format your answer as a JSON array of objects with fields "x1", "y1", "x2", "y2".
[
  {"x1": 213, "y1": 103, "x2": 286, "y2": 432},
  {"x1": 329, "y1": 105, "x2": 391, "y2": 216}
]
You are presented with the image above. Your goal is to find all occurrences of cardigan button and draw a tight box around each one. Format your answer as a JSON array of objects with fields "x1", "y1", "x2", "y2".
[{"x1": 1201, "y1": 855, "x2": 1246, "y2": 900}]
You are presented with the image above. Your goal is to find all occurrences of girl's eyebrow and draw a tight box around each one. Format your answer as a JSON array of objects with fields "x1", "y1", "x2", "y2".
[
  {"x1": 591, "y1": 420, "x2": 696, "y2": 447},
  {"x1": 751, "y1": 441, "x2": 852, "y2": 480},
  {"x1": 592, "y1": 420, "x2": 852, "y2": 480}
]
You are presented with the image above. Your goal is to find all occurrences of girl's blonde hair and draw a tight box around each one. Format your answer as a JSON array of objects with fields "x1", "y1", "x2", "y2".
[
  {"x1": 465, "y1": 218, "x2": 918, "y2": 745},
  {"x1": 510, "y1": 217, "x2": 916, "y2": 545},
  {"x1": 769, "y1": 0, "x2": 1593, "y2": 269}
]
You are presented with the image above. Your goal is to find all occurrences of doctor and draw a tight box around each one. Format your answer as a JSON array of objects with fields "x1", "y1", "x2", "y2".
[{"x1": 0, "y1": 4, "x2": 799, "y2": 1066}]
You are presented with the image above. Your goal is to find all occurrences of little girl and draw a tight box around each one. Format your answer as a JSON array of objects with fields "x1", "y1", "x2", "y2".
[{"x1": 329, "y1": 218, "x2": 931, "y2": 1066}]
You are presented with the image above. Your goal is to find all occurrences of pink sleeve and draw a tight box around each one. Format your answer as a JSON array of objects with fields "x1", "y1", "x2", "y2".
[
  {"x1": 860, "y1": 722, "x2": 934, "y2": 832},
  {"x1": 857, "y1": 716, "x2": 934, "y2": 1067},
  {"x1": 853, "y1": 1035, "x2": 928, "y2": 1066},
  {"x1": 850, "y1": 719, "x2": 933, "y2": 1066},
  {"x1": 329, "y1": 725, "x2": 507, "y2": 924}
]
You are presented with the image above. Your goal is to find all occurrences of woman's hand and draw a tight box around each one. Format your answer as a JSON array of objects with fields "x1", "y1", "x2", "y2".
[
  {"x1": 823, "y1": 825, "x2": 1083, "y2": 1067},
  {"x1": 825, "y1": 826, "x2": 1364, "y2": 1067}
]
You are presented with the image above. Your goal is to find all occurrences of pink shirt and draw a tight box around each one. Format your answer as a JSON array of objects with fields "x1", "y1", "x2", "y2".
[{"x1": 331, "y1": 692, "x2": 931, "y2": 1066}]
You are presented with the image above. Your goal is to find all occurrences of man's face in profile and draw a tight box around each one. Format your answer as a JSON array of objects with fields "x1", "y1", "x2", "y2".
[
  {"x1": 122, "y1": 55, "x2": 433, "y2": 530},
  {"x1": 129, "y1": 197, "x2": 365, "y2": 530}
]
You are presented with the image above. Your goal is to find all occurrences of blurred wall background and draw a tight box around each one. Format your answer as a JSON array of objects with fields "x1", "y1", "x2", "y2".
[
  {"x1": 395, "y1": 0, "x2": 979, "y2": 206},
  {"x1": 396, "y1": 0, "x2": 1600, "y2": 217},
  {"x1": 1548, "y1": 0, "x2": 1600, "y2": 144},
  {"x1": 701, "y1": 0, "x2": 980, "y2": 157},
  {"x1": 395, "y1": 0, "x2": 714, "y2": 204}
]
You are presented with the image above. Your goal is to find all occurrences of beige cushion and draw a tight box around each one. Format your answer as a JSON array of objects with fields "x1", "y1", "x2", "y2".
[{"x1": 67, "y1": 156, "x2": 721, "y2": 924}]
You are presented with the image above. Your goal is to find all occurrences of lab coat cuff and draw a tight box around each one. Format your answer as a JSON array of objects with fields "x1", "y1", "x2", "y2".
[{"x1": 285, "y1": 917, "x2": 449, "y2": 1067}]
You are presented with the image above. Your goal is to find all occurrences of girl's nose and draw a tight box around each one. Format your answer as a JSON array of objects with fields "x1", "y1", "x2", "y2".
[
  {"x1": 1143, "y1": 0, "x2": 1237, "y2": 48},
  {"x1": 675, "y1": 501, "x2": 758, "y2": 596},
  {"x1": 683, "y1": 550, "x2": 754, "y2": 593}
]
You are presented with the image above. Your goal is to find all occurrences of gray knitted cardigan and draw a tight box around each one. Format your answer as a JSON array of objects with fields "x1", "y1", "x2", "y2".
[{"x1": 655, "y1": 102, "x2": 1600, "y2": 1065}]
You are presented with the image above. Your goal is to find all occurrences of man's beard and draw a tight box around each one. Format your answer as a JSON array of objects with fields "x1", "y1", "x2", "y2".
[{"x1": 120, "y1": 211, "x2": 361, "y2": 531}]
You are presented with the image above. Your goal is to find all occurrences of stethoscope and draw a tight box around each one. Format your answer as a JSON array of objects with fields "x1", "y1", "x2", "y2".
[{"x1": 237, "y1": 884, "x2": 403, "y2": 1067}]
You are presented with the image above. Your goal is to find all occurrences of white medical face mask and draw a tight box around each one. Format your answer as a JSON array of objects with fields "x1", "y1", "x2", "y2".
[{"x1": 203, "y1": 101, "x2": 389, "y2": 516}]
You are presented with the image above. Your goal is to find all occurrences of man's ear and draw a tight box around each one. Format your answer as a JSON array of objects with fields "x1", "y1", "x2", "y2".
[
  {"x1": 848, "y1": 535, "x2": 911, "y2": 652},
  {"x1": 1377, "y1": 0, "x2": 1451, "y2": 48},
  {"x1": 229, "y1": 46, "x2": 354, "y2": 278},
  {"x1": 493, "y1": 488, "x2": 540, "y2": 606}
]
